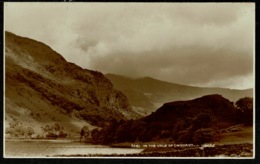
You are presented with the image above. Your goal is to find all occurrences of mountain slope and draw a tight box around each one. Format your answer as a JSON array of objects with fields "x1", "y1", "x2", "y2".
[
  {"x1": 5, "y1": 32, "x2": 139, "y2": 138},
  {"x1": 106, "y1": 73, "x2": 253, "y2": 115},
  {"x1": 91, "y1": 94, "x2": 240, "y2": 144}
]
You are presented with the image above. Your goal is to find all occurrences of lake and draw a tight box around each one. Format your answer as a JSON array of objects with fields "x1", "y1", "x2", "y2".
[{"x1": 5, "y1": 140, "x2": 144, "y2": 157}]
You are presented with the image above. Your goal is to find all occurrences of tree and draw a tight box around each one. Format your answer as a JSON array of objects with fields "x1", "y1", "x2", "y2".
[
  {"x1": 27, "y1": 127, "x2": 35, "y2": 137},
  {"x1": 193, "y1": 128, "x2": 216, "y2": 145},
  {"x1": 235, "y1": 97, "x2": 253, "y2": 126},
  {"x1": 235, "y1": 97, "x2": 253, "y2": 112},
  {"x1": 176, "y1": 114, "x2": 217, "y2": 144},
  {"x1": 80, "y1": 126, "x2": 90, "y2": 141}
]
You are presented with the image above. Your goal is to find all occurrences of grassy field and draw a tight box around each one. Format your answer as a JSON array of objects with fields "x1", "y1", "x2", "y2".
[
  {"x1": 217, "y1": 126, "x2": 253, "y2": 144},
  {"x1": 103, "y1": 126, "x2": 254, "y2": 157}
]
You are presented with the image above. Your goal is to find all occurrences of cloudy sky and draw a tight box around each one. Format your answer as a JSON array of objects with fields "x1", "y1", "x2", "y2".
[{"x1": 4, "y1": 3, "x2": 254, "y2": 89}]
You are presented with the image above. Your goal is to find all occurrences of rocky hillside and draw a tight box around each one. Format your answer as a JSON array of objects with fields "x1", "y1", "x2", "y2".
[
  {"x1": 106, "y1": 74, "x2": 253, "y2": 115},
  {"x1": 91, "y1": 94, "x2": 240, "y2": 144},
  {"x1": 5, "y1": 32, "x2": 139, "y2": 138}
]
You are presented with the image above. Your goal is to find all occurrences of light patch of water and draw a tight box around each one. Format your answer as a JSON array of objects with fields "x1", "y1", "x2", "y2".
[{"x1": 5, "y1": 140, "x2": 143, "y2": 157}]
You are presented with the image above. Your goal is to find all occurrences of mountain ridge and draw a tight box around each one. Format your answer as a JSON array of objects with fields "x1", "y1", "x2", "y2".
[
  {"x1": 106, "y1": 73, "x2": 253, "y2": 91},
  {"x1": 106, "y1": 73, "x2": 253, "y2": 115}
]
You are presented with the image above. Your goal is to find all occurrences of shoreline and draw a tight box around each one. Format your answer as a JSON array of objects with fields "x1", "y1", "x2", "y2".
[
  {"x1": 55, "y1": 143, "x2": 253, "y2": 157},
  {"x1": 5, "y1": 139, "x2": 253, "y2": 157},
  {"x1": 5, "y1": 138, "x2": 82, "y2": 143}
]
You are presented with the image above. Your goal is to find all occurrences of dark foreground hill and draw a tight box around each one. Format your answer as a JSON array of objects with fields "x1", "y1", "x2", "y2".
[
  {"x1": 5, "y1": 32, "x2": 139, "y2": 138},
  {"x1": 91, "y1": 94, "x2": 241, "y2": 144},
  {"x1": 106, "y1": 74, "x2": 253, "y2": 115},
  {"x1": 144, "y1": 94, "x2": 236, "y2": 125}
]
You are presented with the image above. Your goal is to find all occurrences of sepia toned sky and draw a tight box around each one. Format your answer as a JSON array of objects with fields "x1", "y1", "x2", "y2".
[{"x1": 4, "y1": 3, "x2": 254, "y2": 89}]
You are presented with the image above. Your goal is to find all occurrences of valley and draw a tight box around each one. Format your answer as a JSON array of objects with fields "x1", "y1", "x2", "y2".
[{"x1": 4, "y1": 32, "x2": 254, "y2": 158}]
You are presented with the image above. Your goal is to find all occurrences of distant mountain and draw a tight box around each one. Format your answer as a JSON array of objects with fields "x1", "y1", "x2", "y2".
[
  {"x1": 91, "y1": 94, "x2": 240, "y2": 144},
  {"x1": 5, "y1": 32, "x2": 139, "y2": 138},
  {"x1": 106, "y1": 74, "x2": 253, "y2": 115}
]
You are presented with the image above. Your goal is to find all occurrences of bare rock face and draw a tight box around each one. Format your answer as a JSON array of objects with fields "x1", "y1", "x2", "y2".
[{"x1": 5, "y1": 32, "x2": 139, "y2": 138}]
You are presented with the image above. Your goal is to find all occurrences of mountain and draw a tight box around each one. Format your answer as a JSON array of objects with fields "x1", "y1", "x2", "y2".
[
  {"x1": 144, "y1": 94, "x2": 236, "y2": 126},
  {"x1": 5, "y1": 32, "x2": 139, "y2": 138},
  {"x1": 91, "y1": 94, "x2": 240, "y2": 144},
  {"x1": 106, "y1": 73, "x2": 253, "y2": 115}
]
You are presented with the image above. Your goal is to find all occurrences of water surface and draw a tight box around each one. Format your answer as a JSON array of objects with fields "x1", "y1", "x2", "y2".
[{"x1": 5, "y1": 140, "x2": 143, "y2": 157}]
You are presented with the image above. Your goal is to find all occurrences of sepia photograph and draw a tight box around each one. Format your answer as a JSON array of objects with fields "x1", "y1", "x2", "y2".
[{"x1": 3, "y1": 2, "x2": 254, "y2": 158}]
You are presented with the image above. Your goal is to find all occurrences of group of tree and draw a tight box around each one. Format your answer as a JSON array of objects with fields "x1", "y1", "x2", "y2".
[
  {"x1": 80, "y1": 126, "x2": 91, "y2": 142},
  {"x1": 234, "y1": 97, "x2": 253, "y2": 126},
  {"x1": 42, "y1": 123, "x2": 68, "y2": 139},
  {"x1": 91, "y1": 113, "x2": 220, "y2": 145}
]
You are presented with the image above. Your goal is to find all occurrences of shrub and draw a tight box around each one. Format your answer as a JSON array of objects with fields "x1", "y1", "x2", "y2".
[
  {"x1": 46, "y1": 132, "x2": 58, "y2": 138},
  {"x1": 59, "y1": 131, "x2": 67, "y2": 138},
  {"x1": 192, "y1": 128, "x2": 216, "y2": 145}
]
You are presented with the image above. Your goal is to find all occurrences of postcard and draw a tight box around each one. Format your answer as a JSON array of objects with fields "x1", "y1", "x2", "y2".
[{"x1": 3, "y1": 2, "x2": 255, "y2": 158}]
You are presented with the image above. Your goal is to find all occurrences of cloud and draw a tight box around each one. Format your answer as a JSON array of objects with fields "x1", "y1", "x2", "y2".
[{"x1": 4, "y1": 3, "x2": 254, "y2": 89}]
